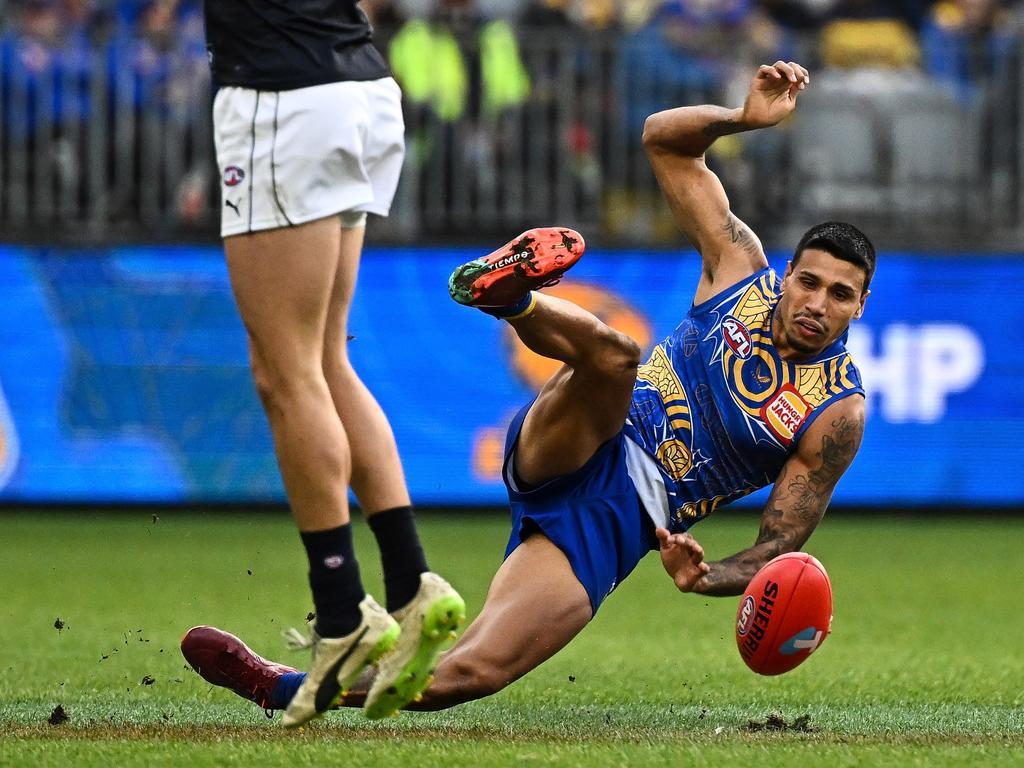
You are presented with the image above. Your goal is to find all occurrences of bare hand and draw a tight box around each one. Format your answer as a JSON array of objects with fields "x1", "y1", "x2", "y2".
[
  {"x1": 742, "y1": 61, "x2": 809, "y2": 129},
  {"x1": 656, "y1": 527, "x2": 710, "y2": 592}
]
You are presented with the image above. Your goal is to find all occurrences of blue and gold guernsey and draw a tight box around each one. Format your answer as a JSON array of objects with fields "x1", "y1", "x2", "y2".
[{"x1": 623, "y1": 267, "x2": 864, "y2": 533}]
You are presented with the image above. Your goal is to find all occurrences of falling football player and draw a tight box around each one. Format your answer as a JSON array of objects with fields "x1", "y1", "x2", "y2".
[{"x1": 183, "y1": 60, "x2": 871, "y2": 716}]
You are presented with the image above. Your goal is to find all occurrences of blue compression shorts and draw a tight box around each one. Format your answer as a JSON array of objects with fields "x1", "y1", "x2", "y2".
[{"x1": 502, "y1": 402, "x2": 658, "y2": 614}]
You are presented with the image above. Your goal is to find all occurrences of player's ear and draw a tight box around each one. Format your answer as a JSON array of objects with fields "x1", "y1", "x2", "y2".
[
  {"x1": 853, "y1": 289, "x2": 870, "y2": 319},
  {"x1": 780, "y1": 261, "x2": 794, "y2": 289}
]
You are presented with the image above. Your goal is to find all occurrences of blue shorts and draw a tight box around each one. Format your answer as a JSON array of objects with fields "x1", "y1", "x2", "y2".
[{"x1": 502, "y1": 402, "x2": 658, "y2": 615}]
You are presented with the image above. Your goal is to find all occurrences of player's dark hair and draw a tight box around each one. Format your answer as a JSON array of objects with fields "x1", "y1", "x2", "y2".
[{"x1": 792, "y1": 222, "x2": 876, "y2": 291}]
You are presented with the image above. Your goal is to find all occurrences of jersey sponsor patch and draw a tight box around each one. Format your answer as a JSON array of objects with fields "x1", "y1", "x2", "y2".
[
  {"x1": 760, "y1": 384, "x2": 811, "y2": 444},
  {"x1": 223, "y1": 166, "x2": 245, "y2": 187},
  {"x1": 722, "y1": 315, "x2": 753, "y2": 359}
]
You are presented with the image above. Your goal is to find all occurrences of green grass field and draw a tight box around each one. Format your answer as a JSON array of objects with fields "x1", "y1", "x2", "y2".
[{"x1": 2, "y1": 509, "x2": 1023, "y2": 766}]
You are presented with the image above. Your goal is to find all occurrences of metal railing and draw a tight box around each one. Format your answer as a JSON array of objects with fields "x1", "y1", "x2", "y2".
[{"x1": 1, "y1": 28, "x2": 1021, "y2": 250}]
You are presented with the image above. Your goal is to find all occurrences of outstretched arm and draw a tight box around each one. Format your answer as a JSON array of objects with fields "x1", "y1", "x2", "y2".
[
  {"x1": 658, "y1": 396, "x2": 864, "y2": 596},
  {"x1": 642, "y1": 61, "x2": 809, "y2": 305}
]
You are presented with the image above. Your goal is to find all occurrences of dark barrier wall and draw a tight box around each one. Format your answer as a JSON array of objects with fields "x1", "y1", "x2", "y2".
[{"x1": 1, "y1": 245, "x2": 1021, "y2": 506}]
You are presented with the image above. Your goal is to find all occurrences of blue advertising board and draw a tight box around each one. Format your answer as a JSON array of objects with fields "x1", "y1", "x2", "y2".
[{"x1": 0, "y1": 245, "x2": 1021, "y2": 506}]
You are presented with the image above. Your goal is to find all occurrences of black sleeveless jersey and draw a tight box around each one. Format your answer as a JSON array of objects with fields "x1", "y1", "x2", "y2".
[{"x1": 204, "y1": 0, "x2": 391, "y2": 90}]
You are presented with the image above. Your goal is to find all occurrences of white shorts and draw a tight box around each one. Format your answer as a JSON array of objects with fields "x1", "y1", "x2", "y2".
[{"x1": 213, "y1": 78, "x2": 405, "y2": 237}]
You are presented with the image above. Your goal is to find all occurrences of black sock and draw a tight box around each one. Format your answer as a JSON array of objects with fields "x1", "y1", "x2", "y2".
[
  {"x1": 367, "y1": 506, "x2": 429, "y2": 612},
  {"x1": 300, "y1": 524, "x2": 365, "y2": 638}
]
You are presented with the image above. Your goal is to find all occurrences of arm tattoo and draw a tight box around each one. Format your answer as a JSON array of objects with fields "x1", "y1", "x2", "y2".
[
  {"x1": 721, "y1": 215, "x2": 762, "y2": 259},
  {"x1": 703, "y1": 119, "x2": 747, "y2": 137},
  {"x1": 696, "y1": 414, "x2": 864, "y2": 596}
]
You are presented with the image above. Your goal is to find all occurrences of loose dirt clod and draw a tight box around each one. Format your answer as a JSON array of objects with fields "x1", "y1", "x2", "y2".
[{"x1": 746, "y1": 713, "x2": 815, "y2": 733}]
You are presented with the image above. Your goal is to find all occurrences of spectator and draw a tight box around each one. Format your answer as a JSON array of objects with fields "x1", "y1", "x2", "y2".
[
  {"x1": 521, "y1": 0, "x2": 620, "y2": 30},
  {"x1": 477, "y1": 4, "x2": 531, "y2": 118},
  {"x1": 389, "y1": 1, "x2": 469, "y2": 122},
  {"x1": 65, "y1": 0, "x2": 115, "y2": 43},
  {"x1": 104, "y1": 0, "x2": 208, "y2": 129},
  {"x1": 759, "y1": 0, "x2": 839, "y2": 32},
  {"x1": 1, "y1": 0, "x2": 93, "y2": 139},
  {"x1": 103, "y1": 0, "x2": 209, "y2": 222},
  {"x1": 618, "y1": 0, "x2": 783, "y2": 134},
  {"x1": 818, "y1": 0, "x2": 923, "y2": 70},
  {"x1": 921, "y1": 0, "x2": 1016, "y2": 102}
]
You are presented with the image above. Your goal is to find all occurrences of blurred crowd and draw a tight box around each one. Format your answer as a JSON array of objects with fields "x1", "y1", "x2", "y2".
[
  {"x1": 2, "y1": 0, "x2": 1021, "y2": 110},
  {"x1": 1, "y1": 0, "x2": 1021, "y2": 238}
]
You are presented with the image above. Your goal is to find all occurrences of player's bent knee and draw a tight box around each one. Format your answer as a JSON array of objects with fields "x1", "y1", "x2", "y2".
[{"x1": 588, "y1": 327, "x2": 642, "y2": 377}]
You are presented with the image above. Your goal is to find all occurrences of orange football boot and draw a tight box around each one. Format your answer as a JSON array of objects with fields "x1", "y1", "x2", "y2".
[{"x1": 448, "y1": 227, "x2": 585, "y2": 309}]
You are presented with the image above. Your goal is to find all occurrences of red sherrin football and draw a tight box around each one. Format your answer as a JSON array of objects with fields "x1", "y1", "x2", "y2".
[{"x1": 735, "y1": 552, "x2": 833, "y2": 676}]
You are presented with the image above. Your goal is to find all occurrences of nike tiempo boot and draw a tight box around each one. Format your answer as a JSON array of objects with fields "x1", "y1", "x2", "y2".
[
  {"x1": 180, "y1": 625, "x2": 298, "y2": 713},
  {"x1": 448, "y1": 227, "x2": 585, "y2": 310},
  {"x1": 363, "y1": 572, "x2": 466, "y2": 720},
  {"x1": 282, "y1": 595, "x2": 400, "y2": 728}
]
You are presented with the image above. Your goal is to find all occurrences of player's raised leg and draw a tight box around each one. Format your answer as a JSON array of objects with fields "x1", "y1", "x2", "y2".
[
  {"x1": 449, "y1": 228, "x2": 642, "y2": 484},
  {"x1": 508, "y1": 296, "x2": 642, "y2": 486},
  {"x1": 224, "y1": 218, "x2": 398, "y2": 728},
  {"x1": 321, "y1": 220, "x2": 465, "y2": 720}
]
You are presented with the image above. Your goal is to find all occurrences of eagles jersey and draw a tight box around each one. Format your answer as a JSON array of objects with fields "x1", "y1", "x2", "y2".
[{"x1": 623, "y1": 268, "x2": 864, "y2": 532}]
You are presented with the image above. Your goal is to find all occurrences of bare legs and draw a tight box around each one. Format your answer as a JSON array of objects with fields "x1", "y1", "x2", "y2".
[
  {"x1": 322, "y1": 225, "x2": 411, "y2": 516},
  {"x1": 333, "y1": 290, "x2": 643, "y2": 710},
  {"x1": 225, "y1": 217, "x2": 350, "y2": 531},
  {"x1": 338, "y1": 532, "x2": 593, "y2": 710},
  {"x1": 226, "y1": 239, "x2": 642, "y2": 708},
  {"x1": 225, "y1": 218, "x2": 412, "y2": 529}
]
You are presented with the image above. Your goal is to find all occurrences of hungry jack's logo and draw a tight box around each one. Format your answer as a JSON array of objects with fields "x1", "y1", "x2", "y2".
[{"x1": 760, "y1": 384, "x2": 811, "y2": 445}]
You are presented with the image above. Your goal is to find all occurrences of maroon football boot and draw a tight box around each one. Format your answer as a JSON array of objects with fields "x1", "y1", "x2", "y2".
[{"x1": 181, "y1": 625, "x2": 297, "y2": 713}]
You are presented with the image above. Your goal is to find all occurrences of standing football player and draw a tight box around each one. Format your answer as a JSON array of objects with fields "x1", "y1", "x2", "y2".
[
  {"x1": 200, "y1": 0, "x2": 464, "y2": 727},
  {"x1": 183, "y1": 60, "x2": 868, "y2": 713}
]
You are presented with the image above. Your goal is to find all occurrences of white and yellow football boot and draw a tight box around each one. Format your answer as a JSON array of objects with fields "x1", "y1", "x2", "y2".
[
  {"x1": 282, "y1": 594, "x2": 399, "y2": 729},
  {"x1": 363, "y1": 572, "x2": 466, "y2": 720}
]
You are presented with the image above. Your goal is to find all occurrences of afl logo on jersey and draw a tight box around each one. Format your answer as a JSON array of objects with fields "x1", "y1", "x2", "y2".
[
  {"x1": 223, "y1": 166, "x2": 245, "y2": 187},
  {"x1": 722, "y1": 316, "x2": 753, "y2": 359}
]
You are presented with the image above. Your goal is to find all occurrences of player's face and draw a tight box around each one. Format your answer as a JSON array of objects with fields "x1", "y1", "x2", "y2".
[{"x1": 776, "y1": 249, "x2": 869, "y2": 358}]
